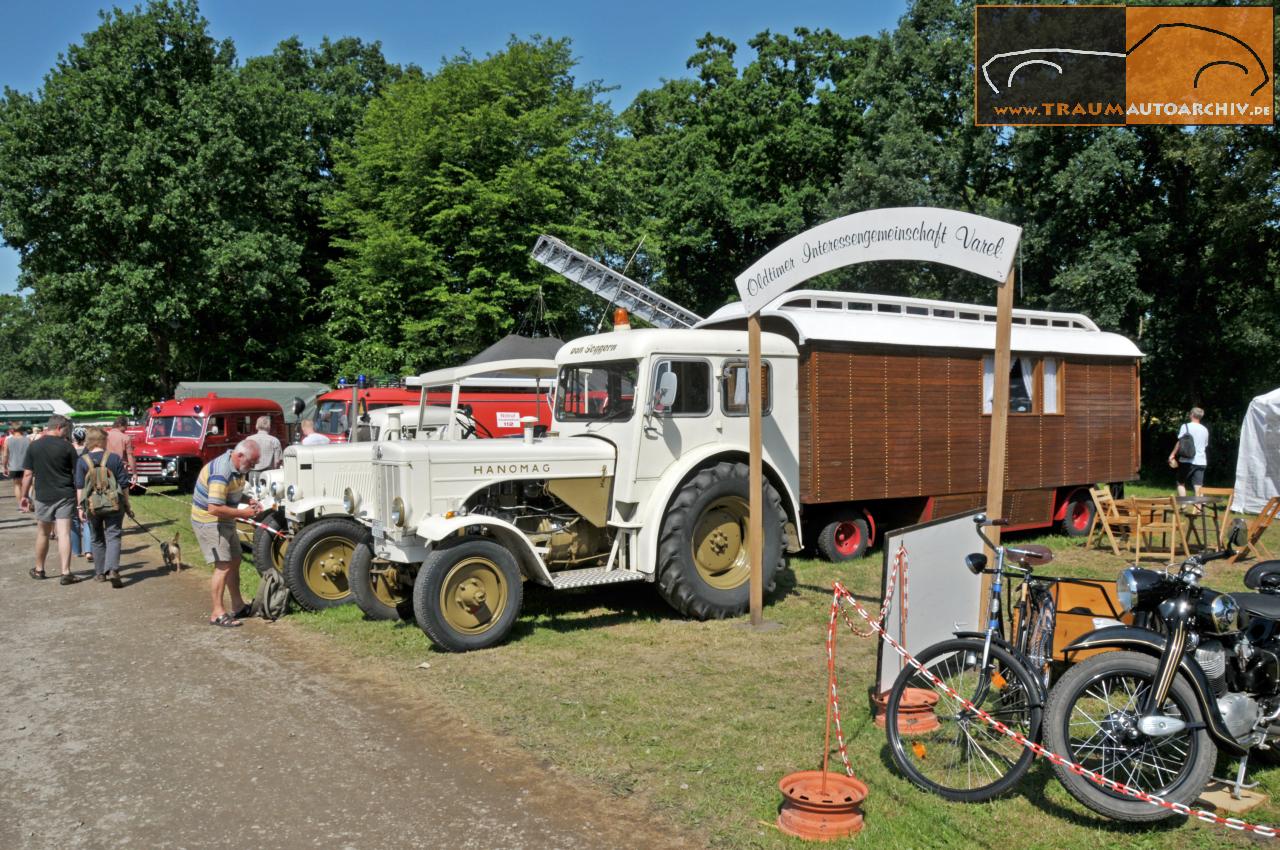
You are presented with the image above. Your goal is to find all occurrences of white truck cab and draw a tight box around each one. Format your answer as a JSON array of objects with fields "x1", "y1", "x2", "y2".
[{"x1": 359, "y1": 325, "x2": 800, "y2": 651}]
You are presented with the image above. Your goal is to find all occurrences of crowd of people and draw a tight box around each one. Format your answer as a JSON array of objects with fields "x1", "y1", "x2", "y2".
[{"x1": 0, "y1": 415, "x2": 134, "y2": 586}]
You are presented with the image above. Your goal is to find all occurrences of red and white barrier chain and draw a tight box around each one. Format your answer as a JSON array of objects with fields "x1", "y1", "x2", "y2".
[
  {"x1": 830, "y1": 578, "x2": 1280, "y2": 836},
  {"x1": 824, "y1": 545, "x2": 909, "y2": 778},
  {"x1": 132, "y1": 482, "x2": 291, "y2": 539}
]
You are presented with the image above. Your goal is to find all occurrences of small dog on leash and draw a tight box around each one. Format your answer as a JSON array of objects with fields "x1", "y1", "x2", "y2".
[{"x1": 160, "y1": 533, "x2": 183, "y2": 572}]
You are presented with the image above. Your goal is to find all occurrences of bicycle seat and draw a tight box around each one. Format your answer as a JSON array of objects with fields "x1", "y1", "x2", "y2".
[
  {"x1": 1244, "y1": 560, "x2": 1280, "y2": 593},
  {"x1": 1007, "y1": 544, "x2": 1054, "y2": 567}
]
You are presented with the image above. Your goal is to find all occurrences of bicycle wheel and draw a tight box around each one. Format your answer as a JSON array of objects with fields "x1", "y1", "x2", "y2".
[{"x1": 885, "y1": 637, "x2": 1043, "y2": 802}]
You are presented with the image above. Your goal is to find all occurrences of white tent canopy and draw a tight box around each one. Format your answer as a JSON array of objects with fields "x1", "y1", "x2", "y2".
[{"x1": 1235, "y1": 387, "x2": 1280, "y2": 513}]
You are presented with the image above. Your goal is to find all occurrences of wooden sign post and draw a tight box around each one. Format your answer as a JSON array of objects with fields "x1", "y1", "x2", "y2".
[
  {"x1": 734, "y1": 207, "x2": 1023, "y2": 629},
  {"x1": 980, "y1": 268, "x2": 1017, "y2": 620},
  {"x1": 748, "y1": 314, "x2": 764, "y2": 625}
]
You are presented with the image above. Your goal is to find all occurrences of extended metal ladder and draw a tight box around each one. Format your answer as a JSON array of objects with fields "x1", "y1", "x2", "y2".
[{"x1": 530, "y1": 235, "x2": 703, "y2": 330}]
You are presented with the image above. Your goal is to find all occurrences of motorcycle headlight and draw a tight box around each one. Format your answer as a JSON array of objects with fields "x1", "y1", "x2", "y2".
[
  {"x1": 270, "y1": 480, "x2": 283, "y2": 498},
  {"x1": 343, "y1": 488, "x2": 358, "y2": 514},
  {"x1": 287, "y1": 484, "x2": 300, "y2": 501},
  {"x1": 391, "y1": 497, "x2": 406, "y2": 528},
  {"x1": 1116, "y1": 568, "x2": 1140, "y2": 614}
]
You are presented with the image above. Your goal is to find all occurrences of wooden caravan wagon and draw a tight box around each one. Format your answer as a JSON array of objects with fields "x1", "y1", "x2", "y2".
[{"x1": 699, "y1": 291, "x2": 1143, "y2": 560}]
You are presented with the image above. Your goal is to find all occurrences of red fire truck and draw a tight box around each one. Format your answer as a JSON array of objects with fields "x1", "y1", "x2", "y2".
[{"x1": 133, "y1": 396, "x2": 288, "y2": 489}]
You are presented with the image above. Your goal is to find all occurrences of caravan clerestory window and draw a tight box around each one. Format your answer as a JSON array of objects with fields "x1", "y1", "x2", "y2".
[{"x1": 982, "y1": 356, "x2": 1064, "y2": 414}]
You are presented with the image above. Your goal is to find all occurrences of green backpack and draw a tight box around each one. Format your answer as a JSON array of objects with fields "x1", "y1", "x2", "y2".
[{"x1": 83, "y1": 451, "x2": 123, "y2": 517}]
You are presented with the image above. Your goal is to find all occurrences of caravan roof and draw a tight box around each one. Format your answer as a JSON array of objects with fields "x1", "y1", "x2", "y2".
[{"x1": 698, "y1": 291, "x2": 1142, "y2": 358}]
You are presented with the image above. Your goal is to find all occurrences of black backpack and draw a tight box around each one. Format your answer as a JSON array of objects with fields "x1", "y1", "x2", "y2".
[{"x1": 1177, "y1": 426, "x2": 1197, "y2": 462}]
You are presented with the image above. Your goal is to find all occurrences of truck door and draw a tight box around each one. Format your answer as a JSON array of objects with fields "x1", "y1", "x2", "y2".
[
  {"x1": 203, "y1": 414, "x2": 233, "y2": 458},
  {"x1": 636, "y1": 358, "x2": 714, "y2": 480}
]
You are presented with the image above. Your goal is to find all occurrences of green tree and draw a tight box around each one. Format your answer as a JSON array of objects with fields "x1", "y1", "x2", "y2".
[
  {"x1": 0, "y1": 2, "x2": 398, "y2": 401},
  {"x1": 622, "y1": 29, "x2": 871, "y2": 316},
  {"x1": 324, "y1": 36, "x2": 625, "y2": 374}
]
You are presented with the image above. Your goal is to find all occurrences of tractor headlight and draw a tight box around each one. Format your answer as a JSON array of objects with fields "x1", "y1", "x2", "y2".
[
  {"x1": 287, "y1": 484, "x2": 300, "y2": 501},
  {"x1": 270, "y1": 480, "x2": 283, "y2": 499},
  {"x1": 391, "y1": 497, "x2": 406, "y2": 528},
  {"x1": 343, "y1": 488, "x2": 358, "y2": 514}
]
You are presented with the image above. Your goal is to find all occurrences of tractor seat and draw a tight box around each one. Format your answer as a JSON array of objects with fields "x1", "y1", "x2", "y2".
[
  {"x1": 1243, "y1": 560, "x2": 1280, "y2": 592},
  {"x1": 1232, "y1": 593, "x2": 1280, "y2": 622}
]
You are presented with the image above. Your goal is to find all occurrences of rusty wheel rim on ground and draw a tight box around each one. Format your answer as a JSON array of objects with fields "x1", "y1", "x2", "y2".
[
  {"x1": 303, "y1": 535, "x2": 353, "y2": 600},
  {"x1": 439, "y1": 555, "x2": 509, "y2": 635},
  {"x1": 691, "y1": 495, "x2": 750, "y2": 590},
  {"x1": 874, "y1": 688, "x2": 942, "y2": 735},
  {"x1": 777, "y1": 770, "x2": 868, "y2": 841}
]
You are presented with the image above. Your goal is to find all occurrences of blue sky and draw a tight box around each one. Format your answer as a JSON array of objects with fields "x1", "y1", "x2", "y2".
[{"x1": 0, "y1": 0, "x2": 907, "y2": 294}]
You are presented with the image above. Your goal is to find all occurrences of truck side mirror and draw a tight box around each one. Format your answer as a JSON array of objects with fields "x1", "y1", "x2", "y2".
[
  {"x1": 650, "y1": 371, "x2": 678, "y2": 414},
  {"x1": 291, "y1": 396, "x2": 305, "y2": 416}
]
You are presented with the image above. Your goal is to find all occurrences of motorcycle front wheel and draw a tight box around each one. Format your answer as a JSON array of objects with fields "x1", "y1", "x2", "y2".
[{"x1": 1044, "y1": 650, "x2": 1216, "y2": 822}]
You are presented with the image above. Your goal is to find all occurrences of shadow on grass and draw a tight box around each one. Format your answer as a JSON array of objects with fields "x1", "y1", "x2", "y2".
[
  {"x1": 873, "y1": 740, "x2": 1185, "y2": 836},
  {"x1": 506, "y1": 582, "x2": 682, "y2": 643}
]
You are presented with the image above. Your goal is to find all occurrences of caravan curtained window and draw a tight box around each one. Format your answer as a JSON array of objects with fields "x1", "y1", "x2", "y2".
[{"x1": 982, "y1": 356, "x2": 1064, "y2": 414}]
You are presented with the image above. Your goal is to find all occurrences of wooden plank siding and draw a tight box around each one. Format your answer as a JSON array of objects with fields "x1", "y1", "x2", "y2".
[{"x1": 799, "y1": 344, "x2": 1139, "y2": 525}]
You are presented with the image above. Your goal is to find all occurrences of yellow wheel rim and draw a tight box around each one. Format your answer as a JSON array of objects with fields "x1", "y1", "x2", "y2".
[
  {"x1": 271, "y1": 535, "x2": 290, "y2": 573},
  {"x1": 438, "y1": 556, "x2": 508, "y2": 635},
  {"x1": 371, "y1": 563, "x2": 408, "y2": 608},
  {"x1": 302, "y1": 535, "x2": 353, "y2": 600},
  {"x1": 691, "y1": 495, "x2": 750, "y2": 590}
]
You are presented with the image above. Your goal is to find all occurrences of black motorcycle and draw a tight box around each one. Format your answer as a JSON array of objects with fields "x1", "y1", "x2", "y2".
[{"x1": 1044, "y1": 519, "x2": 1280, "y2": 822}]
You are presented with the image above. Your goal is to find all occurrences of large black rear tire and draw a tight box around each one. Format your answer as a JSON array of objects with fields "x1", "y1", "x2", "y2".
[
  {"x1": 281, "y1": 517, "x2": 358, "y2": 611},
  {"x1": 1044, "y1": 651, "x2": 1215, "y2": 822},
  {"x1": 656, "y1": 461, "x2": 784, "y2": 620}
]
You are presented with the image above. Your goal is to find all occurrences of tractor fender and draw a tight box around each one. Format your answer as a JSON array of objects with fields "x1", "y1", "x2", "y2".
[
  {"x1": 635, "y1": 447, "x2": 802, "y2": 577},
  {"x1": 284, "y1": 496, "x2": 347, "y2": 525},
  {"x1": 414, "y1": 514, "x2": 553, "y2": 586}
]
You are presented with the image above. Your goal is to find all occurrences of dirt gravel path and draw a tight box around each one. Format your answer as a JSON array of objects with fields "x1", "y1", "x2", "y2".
[{"x1": 0, "y1": 495, "x2": 695, "y2": 850}]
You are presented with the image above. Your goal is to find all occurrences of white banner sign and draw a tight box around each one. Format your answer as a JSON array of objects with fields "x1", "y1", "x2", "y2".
[{"x1": 734, "y1": 207, "x2": 1022, "y2": 316}]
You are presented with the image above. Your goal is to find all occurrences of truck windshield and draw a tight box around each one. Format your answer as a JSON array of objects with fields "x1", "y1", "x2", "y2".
[
  {"x1": 149, "y1": 416, "x2": 204, "y2": 439},
  {"x1": 556, "y1": 360, "x2": 638, "y2": 422},
  {"x1": 315, "y1": 400, "x2": 349, "y2": 436}
]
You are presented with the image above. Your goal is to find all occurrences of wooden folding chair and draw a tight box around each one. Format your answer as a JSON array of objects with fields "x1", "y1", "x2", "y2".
[
  {"x1": 1131, "y1": 496, "x2": 1189, "y2": 563},
  {"x1": 1227, "y1": 496, "x2": 1280, "y2": 565},
  {"x1": 1200, "y1": 486, "x2": 1234, "y2": 547},
  {"x1": 1086, "y1": 486, "x2": 1140, "y2": 557}
]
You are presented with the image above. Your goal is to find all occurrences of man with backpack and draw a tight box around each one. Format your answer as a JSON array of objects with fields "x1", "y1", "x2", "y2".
[
  {"x1": 1168, "y1": 406, "x2": 1209, "y2": 499},
  {"x1": 74, "y1": 427, "x2": 132, "y2": 588}
]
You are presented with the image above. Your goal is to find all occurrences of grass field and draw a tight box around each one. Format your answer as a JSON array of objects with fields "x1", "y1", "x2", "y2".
[{"x1": 132, "y1": 484, "x2": 1280, "y2": 849}]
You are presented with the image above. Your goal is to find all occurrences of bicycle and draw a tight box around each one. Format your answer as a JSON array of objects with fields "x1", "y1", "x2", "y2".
[{"x1": 883, "y1": 514, "x2": 1061, "y2": 802}]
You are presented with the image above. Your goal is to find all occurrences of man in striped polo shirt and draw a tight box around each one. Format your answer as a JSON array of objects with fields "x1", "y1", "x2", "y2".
[{"x1": 191, "y1": 440, "x2": 261, "y2": 627}]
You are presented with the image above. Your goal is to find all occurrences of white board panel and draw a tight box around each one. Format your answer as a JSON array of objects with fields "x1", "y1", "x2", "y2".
[{"x1": 874, "y1": 509, "x2": 986, "y2": 694}]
